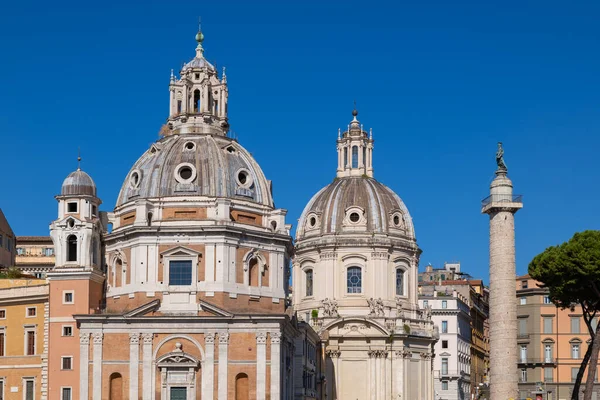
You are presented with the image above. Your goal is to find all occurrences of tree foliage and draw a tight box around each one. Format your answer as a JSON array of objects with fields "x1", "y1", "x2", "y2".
[{"x1": 529, "y1": 230, "x2": 600, "y2": 400}]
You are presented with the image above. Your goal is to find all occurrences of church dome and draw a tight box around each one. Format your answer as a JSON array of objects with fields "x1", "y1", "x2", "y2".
[
  {"x1": 296, "y1": 176, "x2": 415, "y2": 240},
  {"x1": 61, "y1": 169, "x2": 97, "y2": 197},
  {"x1": 116, "y1": 134, "x2": 273, "y2": 208}
]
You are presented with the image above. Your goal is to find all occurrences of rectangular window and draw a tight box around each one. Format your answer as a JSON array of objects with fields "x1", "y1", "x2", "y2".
[
  {"x1": 545, "y1": 344, "x2": 553, "y2": 363},
  {"x1": 396, "y1": 269, "x2": 404, "y2": 296},
  {"x1": 544, "y1": 317, "x2": 553, "y2": 334},
  {"x1": 24, "y1": 379, "x2": 34, "y2": 400},
  {"x1": 518, "y1": 318, "x2": 527, "y2": 335},
  {"x1": 442, "y1": 300, "x2": 447, "y2": 309},
  {"x1": 91, "y1": 205, "x2": 97, "y2": 216},
  {"x1": 571, "y1": 317, "x2": 580, "y2": 334},
  {"x1": 305, "y1": 270, "x2": 313, "y2": 297},
  {"x1": 168, "y1": 260, "x2": 192, "y2": 286},
  {"x1": 0, "y1": 330, "x2": 4, "y2": 357},
  {"x1": 17, "y1": 247, "x2": 25, "y2": 255},
  {"x1": 61, "y1": 388, "x2": 72, "y2": 400},
  {"x1": 423, "y1": 300, "x2": 428, "y2": 308},
  {"x1": 520, "y1": 297, "x2": 527, "y2": 305},
  {"x1": 543, "y1": 295, "x2": 551, "y2": 304},
  {"x1": 63, "y1": 292, "x2": 74, "y2": 304},
  {"x1": 544, "y1": 367, "x2": 553, "y2": 382},
  {"x1": 441, "y1": 358, "x2": 448, "y2": 375},
  {"x1": 67, "y1": 202, "x2": 78, "y2": 213},
  {"x1": 521, "y1": 280, "x2": 528, "y2": 289},
  {"x1": 572, "y1": 344, "x2": 580, "y2": 359},
  {"x1": 521, "y1": 369, "x2": 527, "y2": 382},
  {"x1": 0, "y1": 310, "x2": 5, "y2": 319},
  {"x1": 0, "y1": 234, "x2": 3, "y2": 248},
  {"x1": 346, "y1": 267, "x2": 362, "y2": 294},
  {"x1": 442, "y1": 340, "x2": 448, "y2": 349},
  {"x1": 520, "y1": 345, "x2": 527, "y2": 362},
  {"x1": 572, "y1": 367, "x2": 579, "y2": 382},
  {"x1": 26, "y1": 331, "x2": 35, "y2": 355},
  {"x1": 441, "y1": 320, "x2": 448, "y2": 333},
  {"x1": 62, "y1": 326, "x2": 73, "y2": 337},
  {"x1": 26, "y1": 307, "x2": 36, "y2": 317},
  {"x1": 441, "y1": 381, "x2": 448, "y2": 390},
  {"x1": 61, "y1": 357, "x2": 72, "y2": 370}
]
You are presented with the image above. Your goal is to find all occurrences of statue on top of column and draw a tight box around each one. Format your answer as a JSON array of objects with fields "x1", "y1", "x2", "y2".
[{"x1": 496, "y1": 142, "x2": 508, "y2": 172}]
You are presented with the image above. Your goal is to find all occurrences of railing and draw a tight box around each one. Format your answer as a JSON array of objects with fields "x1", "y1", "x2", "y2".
[
  {"x1": 517, "y1": 358, "x2": 556, "y2": 365},
  {"x1": 481, "y1": 194, "x2": 523, "y2": 207}
]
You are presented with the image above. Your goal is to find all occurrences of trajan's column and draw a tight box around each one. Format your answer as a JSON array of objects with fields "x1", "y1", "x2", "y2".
[{"x1": 481, "y1": 143, "x2": 523, "y2": 400}]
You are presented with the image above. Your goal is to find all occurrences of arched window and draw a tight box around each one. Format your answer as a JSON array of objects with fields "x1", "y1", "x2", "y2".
[
  {"x1": 347, "y1": 266, "x2": 362, "y2": 293},
  {"x1": 396, "y1": 269, "x2": 405, "y2": 296},
  {"x1": 249, "y1": 258, "x2": 259, "y2": 287},
  {"x1": 193, "y1": 89, "x2": 201, "y2": 112},
  {"x1": 363, "y1": 146, "x2": 366, "y2": 167},
  {"x1": 235, "y1": 373, "x2": 249, "y2": 400},
  {"x1": 343, "y1": 147, "x2": 348, "y2": 167},
  {"x1": 351, "y1": 146, "x2": 358, "y2": 168},
  {"x1": 67, "y1": 235, "x2": 77, "y2": 262},
  {"x1": 109, "y1": 372, "x2": 123, "y2": 400},
  {"x1": 305, "y1": 269, "x2": 313, "y2": 297}
]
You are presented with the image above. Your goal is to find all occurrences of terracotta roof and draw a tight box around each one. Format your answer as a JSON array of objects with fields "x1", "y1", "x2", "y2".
[{"x1": 16, "y1": 236, "x2": 53, "y2": 243}]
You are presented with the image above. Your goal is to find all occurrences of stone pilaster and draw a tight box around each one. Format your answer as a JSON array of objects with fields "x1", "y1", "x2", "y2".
[
  {"x1": 270, "y1": 332, "x2": 281, "y2": 400},
  {"x1": 203, "y1": 332, "x2": 215, "y2": 400},
  {"x1": 92, "y1": 332, "x2": 103, "y2": 400},
  {"x1": 256, "y1": 332, "x2": 267, "y2": 400},
  {"x1": 79, "y1": 333, "x2": 90, "y2": 400},
  {"x1": 129, "y1": 333, "x2": 140, "y2": 400},
  {"x1": 217, "y1": 332, "x2": 229, "y2": 400},
  {"x1": 40, "y1": 301, "x2": 49, "y2": 400},
  {"x1": 142, "y1": 333, "x2": 153, "y2": 400}
]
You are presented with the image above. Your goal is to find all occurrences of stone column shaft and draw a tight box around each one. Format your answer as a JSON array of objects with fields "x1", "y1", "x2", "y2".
[
  {"x1": 142, "y1": 333, "x2": 153, "y2": 400},
  {"x1": 129, "y1": 333, "x2": 140, "y2": 400},
  {"x1": 203, "y1": 333, "x2": 215, "y2": 400},
  {"x1": 92, "y1": 333, "x2": 103, "y2": 400},
  {"x1": 218, "y1": 332, "x2": 229, "y2": 400},
  {"x1": 79, "y1": 333, "x2": 90, "y2": 400},
  {"x1": 256, "y1": 332, "x2": 267, "y2": 400},
  {"x1": 270, "y1": 332, "x2": 281, "y2": 400}
]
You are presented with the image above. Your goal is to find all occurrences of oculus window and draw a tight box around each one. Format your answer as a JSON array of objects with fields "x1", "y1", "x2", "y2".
[{"x1": 169, "y1": 260, "x2": 193, "y2": 286}]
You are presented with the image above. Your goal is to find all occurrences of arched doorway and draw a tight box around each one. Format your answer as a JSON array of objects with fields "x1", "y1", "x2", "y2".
[
  {"x1": 109, "y1": 373, "x2": 123, "y2": 400},
  {"x1": 235, "y1": 373, "x2": 249, "y2": 400}
]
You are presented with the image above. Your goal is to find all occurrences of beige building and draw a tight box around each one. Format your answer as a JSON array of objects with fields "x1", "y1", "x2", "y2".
[
  {"x1": 16, "y1": 236, "x2": 55, "y2": 278},
  {"x1": 516, "y1": 274, "x2": 600, "y2": 400},
  {"x1": 0, "y1": 209, "x2": 15, "y2": 269}
]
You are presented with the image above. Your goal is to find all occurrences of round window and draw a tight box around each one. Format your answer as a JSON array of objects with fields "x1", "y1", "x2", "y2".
[
  {"x1": 393, "y1": 215, "x2": 400, "y2": 226},
  {"x1": 349, "y1": 275, "x2": 360, "y2": 284},
  {"x1": 184, "y1": 142, "x2": 195, "y2": 150},
  {"x1": 236, "y1": 169, "x2": 253, "y2": 188},
  {"x1": 179, "y1": 167, "x2": 192, "y2": 180},
  {"x1": 309, "y1": 216, "x2": 317, "y2": 227},
  {"x1": 130, "y1": 172, "x2": 139, "y2": 188},
  {"x1": 349, "y1": 212, "x2": 360, "y2": 223},
  {"x1": 174, "y1": 163, "x2": 197, "y2": 184},
  {"x1": 67, "y1": 219, "x2": 75, "y2": 228}
]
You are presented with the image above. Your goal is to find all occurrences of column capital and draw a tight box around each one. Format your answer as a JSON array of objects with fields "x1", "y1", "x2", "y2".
[
  {"x1": 79, "y1": 332, "x2": 90, "y2": 345},
  {"x1": 270, "y1": 331, "x2": 282, "y2": 344},
  {"x1": 218, "y1": 331, "x2": 229, "y2": 344},
  {"x1": 92, "y1": 332, "x2": 103, "y2": 344},
  {"x1": 205, "y1": 332, "x2": 216, "y2": 344},
  {"x1": 326, "y1": 349, "x2": 341, "y2": 358},
  {"x1": 129, "y1": 333, "x2": 140, "y2": 344},
  {"x1": 141, "y1": 333, "x2": 154, "y2": 344},
  {"x1": 256, "y1": 331, "x2": 267, "y2": 344}
]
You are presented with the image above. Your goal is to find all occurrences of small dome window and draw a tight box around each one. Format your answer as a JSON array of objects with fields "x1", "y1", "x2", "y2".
[
  {"x1": 393, "y1": 215, "x2": 400, "y2": 226},
  {"x1": 174, "y1": 163, "x2": 197, "y2": 184},
  {"x1": 343, "y1": 207, "x2": 365, "y2": 227},
  {"x1": 391, "y1": 212, "x2": 405, "y2": 229},
  {"x1": 226, "y1": 146, "x2": 236, "y2": 153},
  {"x1": 310, "y1": 217, "x2": 317, "y2": 227},
  {"x1": 129, "y1": 169, "x2": 142, "y2": 189},
  {"x1": 183, "y1": 142, "x2": 196, "y2": 151},
  {"x1": 349, "y1": 212, "x2": 360, "y2": 223},
  {"x1": 236, "y1": 169, "x2": 253, "y2": 188}
]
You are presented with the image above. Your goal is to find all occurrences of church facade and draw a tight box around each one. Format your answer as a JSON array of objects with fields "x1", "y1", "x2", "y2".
[{"x1": 37, "y1": 28, "x2": 436, "y2": 400}]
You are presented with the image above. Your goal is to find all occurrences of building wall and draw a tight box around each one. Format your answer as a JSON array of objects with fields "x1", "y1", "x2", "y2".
[
  {"x1": 15, "y1": 236, "x2": 55, "y2": 278},
  {"x1": 516, "y1": 275, "x2": 600, "y2": 400},
  {"x1": 0, "y1": 210, "x2": 15, "y2": 269},
  {"x1": 0, "y1": 280, "x2": 48, "y2": 400}
]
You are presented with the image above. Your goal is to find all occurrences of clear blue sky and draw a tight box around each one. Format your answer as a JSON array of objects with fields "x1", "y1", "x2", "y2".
[{"x1": 1, "y1": 0, "x2": 599, "y2": 283}]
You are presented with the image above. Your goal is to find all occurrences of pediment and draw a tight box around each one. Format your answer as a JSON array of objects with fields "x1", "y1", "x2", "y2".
[
  {"x1": 199, "y1": 300, "x2": 233, "y2": 317},
  {"x1": 439, "y1": 351, "x2": 451, "y2": 357},
  {"x1": 324, "y1": 317, "x2": 390, "y2": 337},
  {"x1": 160, "y1": 246, "x2": 202, "y2": 257},
  {"x1": 123, "y1": 299, "x2": 161, "y2": 318}
]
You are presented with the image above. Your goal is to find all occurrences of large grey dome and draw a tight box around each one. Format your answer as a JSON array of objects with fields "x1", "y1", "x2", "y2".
[
  {"x1": 61, "y1": 170, "x2": 97, "y2": 197},
  {"x1": 116, "y1": 134, "x2": 273, "y2": 207},
  {"x1": 296, "y1": 177, "x2": 415, "y2": 240}
]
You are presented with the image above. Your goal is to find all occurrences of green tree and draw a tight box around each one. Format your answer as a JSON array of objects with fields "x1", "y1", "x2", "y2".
[{"x1": 528, "y1": 230, "x2": 600, "y2": 400}]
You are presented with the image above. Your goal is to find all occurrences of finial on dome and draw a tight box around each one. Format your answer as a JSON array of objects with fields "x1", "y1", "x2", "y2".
[
  {"x1": 352, "y1": 100, "x2": 358, "y2": 119},
  {"x1": 195, "y1": 18, "x2": 205, "y2": 57},
  {"x1": 77, "y1": 148, "x2": 81, "y2": 171},
  {"x1": 369, "y1": 128, "x2": 373, "y2": 139},
  {"x1": 338, "y1": 128, "x2": 341, "y2": 140},
  {"x1": 170, "y1": 68, "x2": 175, "y2": 81},
  {"x1": 222, "y1": 66, "x2": 227, "y2": 83}
]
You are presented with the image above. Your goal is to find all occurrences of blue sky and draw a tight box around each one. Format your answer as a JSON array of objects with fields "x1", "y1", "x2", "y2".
[{"x1": 1, "y1": 0, "x2": 599, "y2": 283}]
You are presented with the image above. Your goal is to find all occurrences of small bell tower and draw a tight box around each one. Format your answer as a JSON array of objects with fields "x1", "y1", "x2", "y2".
[
  {"x1": 336, "y1": 108, "x2": 374, "y2": 178},
  {"x1": 47, "y1": 157, "x2": 105, "y2": 400}
]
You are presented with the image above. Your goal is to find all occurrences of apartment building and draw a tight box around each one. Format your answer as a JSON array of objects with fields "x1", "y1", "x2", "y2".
[
  {"x1": 15, "y1": 237, "x2": 55, "y2": 278},
  {"x1": 517, "y1": 274, "x2": 600, "y2": 400}
]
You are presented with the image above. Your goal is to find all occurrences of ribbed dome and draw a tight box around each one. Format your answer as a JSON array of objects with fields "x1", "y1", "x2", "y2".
[
  {"x1": 183, "y1": 57, "x2": 215, "y2": 71},
  {"x1": 296, "y1": 177, "x2": 415, "y2": 240},
  {"x1": 116, "y1": 134, "x2": 273, "y2": 208},
  {"x1": 61, "y1": 170, "x2": 97, "y2": 197}
]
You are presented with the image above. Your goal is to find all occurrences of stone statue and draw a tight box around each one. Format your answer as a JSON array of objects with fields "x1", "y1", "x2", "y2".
[
  {"x1": 496, "y1": 142, "x2": 507, "y2": 171},
  {"x1": 375, "y1": 298, "x2": 385, "y2": 317},
  {"x1": 321, "y1": 298, "x2": 339, "y2": 317},
  {"x1": 367, "y1": 298, "x2": 377, "y2": 316}
]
